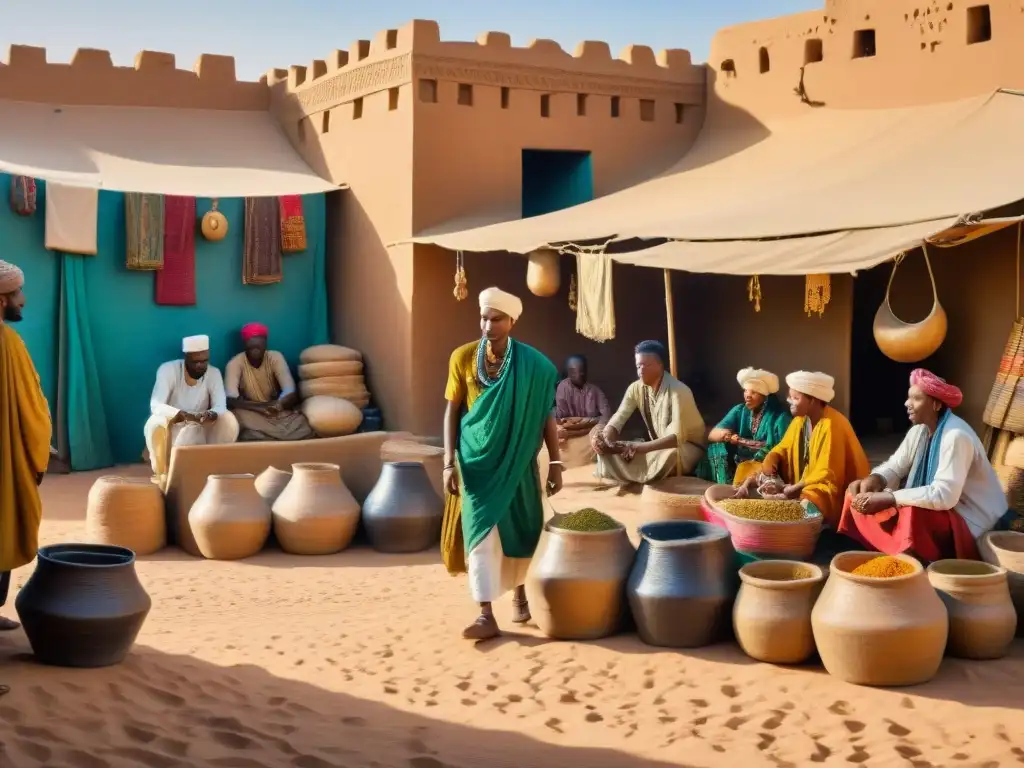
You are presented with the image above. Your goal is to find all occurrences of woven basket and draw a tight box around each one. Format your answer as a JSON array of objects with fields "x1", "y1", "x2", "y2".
[
  {"x1": 984, "y1": 321, "x2": 1024, "y2": 429},
  {"x1": 701, "y1": 485, "x2": 823, "y2": 560},
  {"x1": 299, "y1": 344, "x2": 362, "y2": 364},
  {"x1": 978, "y1": 531, "x2": 1024, "y2": 636},
  {"x1": 85, "y1": 477, "x2": 166, "y2": 556},
  {"x1": 641, "y1": 476, "x2": 712, "y2": 522},
  {"x1": 298, "y1": 360, "x2": 363, "y2": 379},
  {"x1": 299, "y1": 375, "x2": 369, "y2": 399}
]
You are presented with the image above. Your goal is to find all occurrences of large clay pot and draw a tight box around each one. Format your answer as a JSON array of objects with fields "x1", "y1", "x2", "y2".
[
  {"x1": 272, "y1": 463, "x2": 360, "y2": 555},
  {"x1": 85, "y1": 476, "x2": 165, "y2": 556},
  {"x1": 254, "y1": 466, "x2": 292, "y2": 506},
  {"x1": 641, "y1": 476, "x2": 712, "y2": 523},
  {"x1": 381, "y1": 438, "x2": 445, "y2": 502},
  {"x1": 927, "y1": 559, "x2": 1017, "y2": 660},
  {"x1": 525, "y1": 519, "x2": 636, "y2": 640},
  {"x1": 362, "y1": 462, "x2": 443, "y2": 553},
  {"x1": 627, "y1": 520, "x2": 738, "y2": 648},
  {"x1": 733, "y1": 560, "x2": 825, "y2": 664},
  {"x1": 189, "y1": 474, "x2": 271, "y2": 561},
  {"x1": 811, "y1": 552, "x2": 947, "y2": 686},
  {"x1": 978, "y1": 530, "x2": 1024, "y2": 636},
  {"x1": 15, "y1": 544, "x2": 152, "y2": 668}
]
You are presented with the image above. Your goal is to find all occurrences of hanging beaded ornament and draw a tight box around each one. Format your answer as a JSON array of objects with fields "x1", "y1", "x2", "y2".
[
  {"x1": 804, "y1": 274, "x2": 831, "y2": 317},
  {"x1": 453, "y1": 250, "x2": 468, "y2": 301},
  {"x1": 747, "y1": 275, "x2": 762, "y2": 312},
  {"x1": 568, "y1": 270, "x2": 578, "y2": 312}
]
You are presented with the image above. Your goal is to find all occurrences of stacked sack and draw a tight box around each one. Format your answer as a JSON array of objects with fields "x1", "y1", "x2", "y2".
[{"x1": 298, "y1": 344, "x2": 369, "y2": 437}]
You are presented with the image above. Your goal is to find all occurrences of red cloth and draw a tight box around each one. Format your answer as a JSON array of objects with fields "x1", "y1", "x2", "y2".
[
  {"x1": 241, "y1": 322, "x2": 268, "y2": 341},
  {"x1": 837, "y1": 493, "x2": 980, "y2": 562},
  {"x1": 910, "y1": 368, "x2": 963, "y2": 408},
  {"x1": 156, "y1": 196, "x2": 196, "y2": 306}
]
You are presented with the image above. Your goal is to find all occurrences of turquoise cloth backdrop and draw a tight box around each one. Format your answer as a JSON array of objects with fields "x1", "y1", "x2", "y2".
[{"x1": 5, "y1": 174, "x2": 328, "y2": 469}]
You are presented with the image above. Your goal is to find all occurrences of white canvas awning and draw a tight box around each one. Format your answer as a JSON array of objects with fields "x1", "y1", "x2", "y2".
[
  {"x1": 398, "y1": 90, "x2": 1024, "y2": 273},
  {"x1": 0, "y1": 100, "x2": 338, "y2": 197}
]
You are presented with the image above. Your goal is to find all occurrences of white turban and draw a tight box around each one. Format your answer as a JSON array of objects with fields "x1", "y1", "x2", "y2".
[
  {"x1": 737, "y1": 367, "x2": 779, "y2": 396},
  {"x1": 479, "y1": 287, "x2": 523, "y2": 322},
  {"x1": 0, "y1": 260, "x2": 24, "y2": 294},
  {"x1": 182, "y1": 335, "x2": 209, "y2": 353},
  {"x1": 785, "y1": 371, "x2": 835, "y2": 403}
]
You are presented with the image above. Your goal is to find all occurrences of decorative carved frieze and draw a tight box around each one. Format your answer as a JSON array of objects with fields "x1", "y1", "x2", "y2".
[{"x1": 286, "y1": 51, "x2": 702, "y2": 118}]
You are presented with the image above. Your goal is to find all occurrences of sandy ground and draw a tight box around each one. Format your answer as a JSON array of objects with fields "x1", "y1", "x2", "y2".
[{"x1": 0, "y1": 465, "x2": 1022, "y2": 768}]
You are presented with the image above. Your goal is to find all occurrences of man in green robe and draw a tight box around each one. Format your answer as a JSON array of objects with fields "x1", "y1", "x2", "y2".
[{"x1": 440, "y1": 287, "x2": 562, "y2": 641}]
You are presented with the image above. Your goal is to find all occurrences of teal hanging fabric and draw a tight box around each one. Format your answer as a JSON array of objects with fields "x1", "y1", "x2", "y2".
[
  {"x1": 306, "y1": 194, "x2": 330, "y2": 345},
  {"x1": 61, "y1": 253, "x2": 113, "y2": 470}
]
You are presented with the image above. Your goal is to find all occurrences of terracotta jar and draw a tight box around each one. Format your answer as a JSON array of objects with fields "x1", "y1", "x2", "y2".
[
  {"x1": 362, "y1": 462, "x2": 443, "y2": 553},
  {"x1": 254, "y1": 466, "x2": 292, "y2": 506},
  {"x1": 627, "y1": 520, "x2": 738, "y2": 648},
  {"x1": 189, "y1": 474, "x2": 271, "y2": 561},
  {"x1": 525, "y1": 520, "x2": 636, "y2": 641},
  {"x1": 811, "y1": 552, "x2": 948, "y2": 686},
  {"x1": 272, "y1": 463, "x2": 360, "y2": 555},
  {"x1": 733, "y1": 560, "x2": 826, "y2": 665},
  {"x1": 978, "y1": 531, "x2": 1024, "y2": 636},
  {"x1": 85, "y1": 476, "x2": 166, "y2": 556},
  {"x1": 927, "y1": 559, "x2": 1017, "y2": 660}
]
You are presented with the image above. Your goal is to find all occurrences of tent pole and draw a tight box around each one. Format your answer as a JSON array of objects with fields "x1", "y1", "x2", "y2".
[{"x1": 663, "y1": 269, "x2": 678, "y2": 378}]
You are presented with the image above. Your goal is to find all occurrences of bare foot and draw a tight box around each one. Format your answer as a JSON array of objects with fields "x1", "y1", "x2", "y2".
[
  {"x1": 0, "y1": 617, "x2": 20, "y2": 632},
  {"x1": 462, "y1": 613, "x2": 500, "y2": 641}
]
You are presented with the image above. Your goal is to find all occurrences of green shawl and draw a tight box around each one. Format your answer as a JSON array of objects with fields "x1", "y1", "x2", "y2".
[
  {"x1": 458, "y1": 339, "x2": 557, "y2": 557},
  {"x1": 698, "y1": 396, "x2": 792, "y2": 485}
]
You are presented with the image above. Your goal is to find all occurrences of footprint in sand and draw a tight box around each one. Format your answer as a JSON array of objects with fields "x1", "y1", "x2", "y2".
[
  {"x1": 757, "y1": 733, "x2": 776, "y2": 751},
  {"x1": 846, "y1": 747, "x2": 871, "y2": 764},
  {"x1": 211, "y1": 730, "x2": 255, "y2": 750},
  {"x1": 60, "y1": 749, "x2": 111, "y2": 768},
  {"x1": 110, "y1": 746, "x2": 181, "y2": 768},
  {"x1": 545, "y1": 717, "x2": 564, "y2": 733},
  {"x1": 886, "y1": 720, "x2": 911, "y2": 737},
  {"x1": 585, "y1": 712, "x2": 604, "y2": 723},
  {"x1": 843, "y1": 720, "x2": 866, "y2": 734},
  {"x1": 720, "y1": 685, "x2": 739, "y2": 698},
  {"x1": 809, "y1": 742, "x2": 832, "y2": 763},
  {"x1": 827, "y1": 700, "x2": 850, "y2": 716},
  {"x1": 123, "y1": 723, "x2": 159, "y2": 743}
]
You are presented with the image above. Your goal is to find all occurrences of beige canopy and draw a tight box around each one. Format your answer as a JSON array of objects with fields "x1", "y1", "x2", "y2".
[
  {"x1": 0, "y1": 100, "x2": 337, "y2": 197},
  {"x1": 400, "y1": 90, "x2": 1024, "y2": 274}
]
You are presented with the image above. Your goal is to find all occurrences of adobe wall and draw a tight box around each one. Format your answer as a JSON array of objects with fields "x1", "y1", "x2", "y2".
[
  {"x1": 269, "y1": 20, "x2": 707, "y2": 435},
  {"x1": 0, "y1": 45, "x2": 265, "y2": 109},
  {"x1": 709, "y1": 0, "x2": 1024, "y2": 117}
]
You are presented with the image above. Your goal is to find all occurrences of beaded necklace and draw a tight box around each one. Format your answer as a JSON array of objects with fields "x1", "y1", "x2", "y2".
[
  {"x1": 476, "y1": 337, "x2": 512, "y2": 388},
  {"x1": 750, "y1": 406, "x2": 764, "y2": 436}
]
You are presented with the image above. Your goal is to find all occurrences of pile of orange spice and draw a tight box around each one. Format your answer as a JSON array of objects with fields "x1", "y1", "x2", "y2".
[{"x1": 851, "y1": 556, "x2": 914, "y2": 578}]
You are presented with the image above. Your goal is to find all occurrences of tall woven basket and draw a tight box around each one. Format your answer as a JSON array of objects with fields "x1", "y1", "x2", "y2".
[{"x1": 984, "y1": 320, "x2": 1024, "y2": 431}]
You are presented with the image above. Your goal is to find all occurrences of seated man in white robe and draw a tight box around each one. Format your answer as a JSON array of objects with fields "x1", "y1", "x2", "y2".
[{"x1": 144, "y1": 334, "x2": 239, "y2": 481}]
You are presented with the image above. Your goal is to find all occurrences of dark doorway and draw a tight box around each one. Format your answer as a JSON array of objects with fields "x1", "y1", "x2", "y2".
[{"x1": 521, "y1": 149, "x2": 594, "y2": 218}]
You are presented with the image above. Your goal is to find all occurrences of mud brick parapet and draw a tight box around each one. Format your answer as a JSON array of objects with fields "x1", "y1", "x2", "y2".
[
  {"x1": 0, "y1": 45, "x2": 267, "y2": 110},
  {"x1": 268, "y1": 19, "x2": 705, "y2": 121}
]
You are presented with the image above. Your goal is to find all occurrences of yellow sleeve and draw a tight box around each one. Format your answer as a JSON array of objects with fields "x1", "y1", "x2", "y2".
[
  {"x1": 763, "y1": 417, "x2": 800, "y2": 479},
  {"x1": 445, "y1": 345, "x2": 469, "y2": 404}
]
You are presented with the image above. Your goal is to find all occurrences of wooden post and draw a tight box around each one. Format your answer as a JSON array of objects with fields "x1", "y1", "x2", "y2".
[{"x1": 663, "y1": 268, "x2": 678, "y2": 378}]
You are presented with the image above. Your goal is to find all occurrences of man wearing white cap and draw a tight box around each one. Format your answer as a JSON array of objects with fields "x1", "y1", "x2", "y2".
[
  {"x1": 736, "y1": 370, "x2": 868, "y2": 527},
  {"x1": 144, "y1": 334, "x2": 239, "y2": 481},
  {"x1": 440, "y1": 287, "x2": 562, "y2": 641},
  {"x1": 698, "y1": 367, "x2": 791, "y2": 486}
]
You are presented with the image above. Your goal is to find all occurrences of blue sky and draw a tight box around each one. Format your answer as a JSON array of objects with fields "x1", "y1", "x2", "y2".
[{"x1": 0, "y1": 1, "x2": 818, "y2": 81}]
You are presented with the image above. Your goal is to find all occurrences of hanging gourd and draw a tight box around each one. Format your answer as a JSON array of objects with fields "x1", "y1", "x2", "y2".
[
  {"x1": 201, "y1": 198, "x2": 229, "y2": 241},
  {"x1": 526, "y1": 248, "x2": 560, "y2": 297},
  {"x1": 873, "y1": 247, "x2": 947, "y2": 363}
]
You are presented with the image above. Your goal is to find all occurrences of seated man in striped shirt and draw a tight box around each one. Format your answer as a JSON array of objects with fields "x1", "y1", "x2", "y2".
[{"x1": 554, "y1": 355, "x2": 612, "y2": 468}]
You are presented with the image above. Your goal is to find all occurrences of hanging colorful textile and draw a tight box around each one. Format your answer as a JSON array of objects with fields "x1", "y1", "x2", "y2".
[
  {"x1": 45, "y1": 182, "x2": 99, "y2": 255},
  {"x1": 575, "y1": 250, "x2": 616, "y2": 342},
  {"x1": 804, "y1": 274, "x2": 831, "y2": 317},
  {"x1": 155, "y1": 196, "x2": 197, "y2": 306},
  {"x1": 125, "y1": 192, "x2": 166, "y2": 270},
  {"x1": 243, "y1": 197, "x2": 283, "y2": 285},
  {"x1": 9, "y1": 176, "x2": 36, "y2": 216},
  {"x1": 278, "y1": 195, "x2": 307, "y2": 253}
]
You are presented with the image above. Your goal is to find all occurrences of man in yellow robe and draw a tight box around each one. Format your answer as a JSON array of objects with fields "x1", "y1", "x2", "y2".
[
  {"x1": 0, "y1": 259, "x2": 53, "y2": 695},
  {"x1": 736, "y1": 371, "x2": 869, "y2": 527}
]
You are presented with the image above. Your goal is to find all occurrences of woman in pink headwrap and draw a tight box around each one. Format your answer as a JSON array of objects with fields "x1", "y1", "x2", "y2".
[
  {"x1": 224, "y1": 323, "x2": 316, "y2": 442},
  {"x1": 839, "y1": 369, "x2": 1013, "y2": 561}
]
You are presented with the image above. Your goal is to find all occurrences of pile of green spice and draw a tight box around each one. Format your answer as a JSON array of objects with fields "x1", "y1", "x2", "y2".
[
  {"x1": 719, "y1": 498, "x2": 806, "y2": 523},
  {"x1": 551, "y1": 508, "x2": 621, "y2": 532}
]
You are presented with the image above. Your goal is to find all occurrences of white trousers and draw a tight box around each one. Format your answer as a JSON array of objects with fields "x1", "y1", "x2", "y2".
[
  {"x1": 467, "y1": 526, "x2": 532, "y2": 603},
  {"x1": 144, "y1": 411, "x2": 240, "y2": 474}
]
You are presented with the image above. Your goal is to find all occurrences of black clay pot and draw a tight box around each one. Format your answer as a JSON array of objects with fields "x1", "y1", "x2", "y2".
[
  {"x1": 362, "y1": 462, "x2": 443, "y2": 553},
  {"x1": 15, "y1": 543, "x2": 152, "y2": 668},
  {"x1": 627, "y1": 520, "x2": 739, "y2": 648}
]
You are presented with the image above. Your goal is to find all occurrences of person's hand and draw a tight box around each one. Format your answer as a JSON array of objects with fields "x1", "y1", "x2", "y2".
[
  {"x1": 619, "y1": 442, "x2": 638, "y2": 462},
  {"x1": 546, "y1": 464, "x2": 563, "y2": 497},
  {"x1": 853, "y1": 492, "x2": 895, "y2": 515},
  {"x1": 199, "y1": 410, "x2": 218, "y2": 424},
  {"x1": 758, "y1": 480, "x2": 784, "y2": 496},
  {"x1": 761, "y1": 492, "x2": 788, "y2": 501},
  {"x1": 170, "y1": 410, "x2": 186, "y2": 425},
  {"x1": 265, "y1": 400, "x2": 283, "y2": 416},
  {"x1": 726, "y1": 432, "x2": 739, "y2": 445},
  {"x1": 847, "y1": 479, "x2": 863, "y2": 496},
  {"x1": 732, "y1": 482, "x2": 751, "y2": 499},
  {"x1": 782, "y1": 484, "x2": 801, "y2": 500},
  {"x1": 591, "y1": 429, "x2": 610, "y2": 455},
  {"x1": 556, "y1": 426, "x2": 569, "y2": 441},
  {"x1": 444, "y1": 464, "x2": 459, "y2": 497}
]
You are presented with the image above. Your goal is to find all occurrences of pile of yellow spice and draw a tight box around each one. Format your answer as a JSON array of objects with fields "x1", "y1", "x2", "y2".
[
  {"x1": 719, "y1": 498, "x2": 806, "y2": 523},
  {"x1": 850, "y1": 556, "x2": 915, "y2": 578}
]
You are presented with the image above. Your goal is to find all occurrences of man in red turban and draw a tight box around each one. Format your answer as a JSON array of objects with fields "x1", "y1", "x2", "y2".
[
  {"x1": 840, "y1": 369, "x2": 1013, "y2": 561},
  {"x1": 224, "y1": 323, "x2": 316, "y2": 442}
]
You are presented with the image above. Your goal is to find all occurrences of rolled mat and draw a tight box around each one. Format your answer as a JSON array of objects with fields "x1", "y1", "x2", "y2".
[{"x1": 156, "y1": 196, "x2": 197, "y2": 306}]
